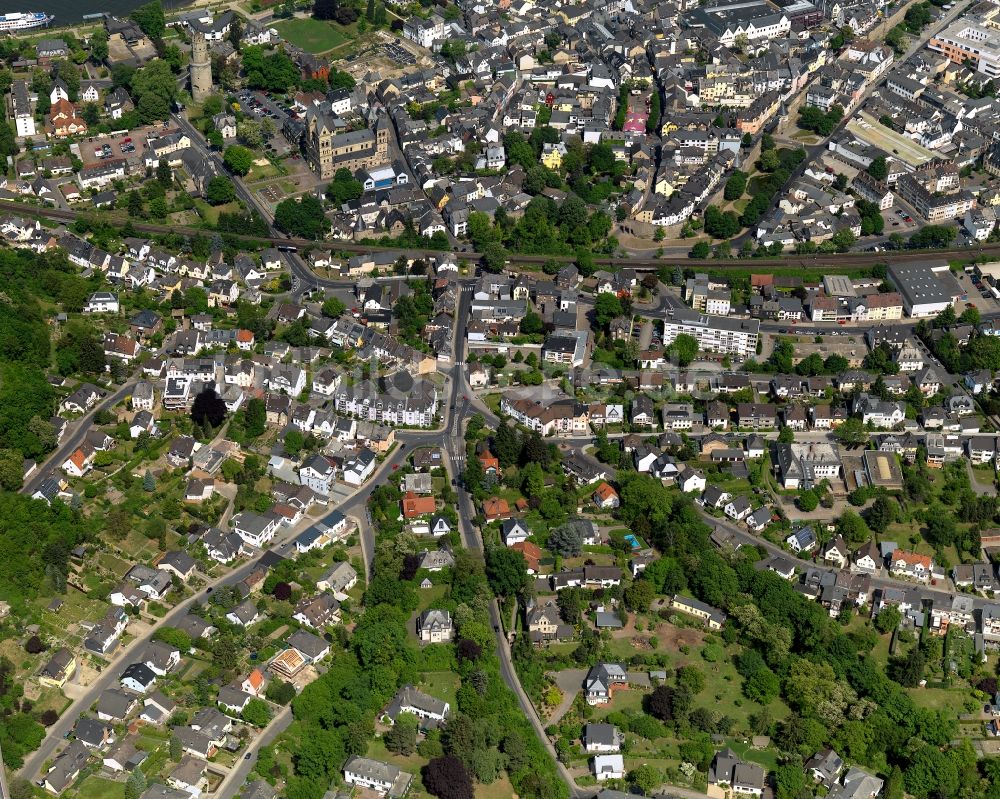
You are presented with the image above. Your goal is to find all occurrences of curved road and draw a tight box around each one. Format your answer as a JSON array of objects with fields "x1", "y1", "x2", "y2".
[{"x1": 22, "y1": 380, "x2": 137, "y2": 497}]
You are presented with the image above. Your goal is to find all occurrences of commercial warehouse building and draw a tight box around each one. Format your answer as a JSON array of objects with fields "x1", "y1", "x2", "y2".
[{"x1": 887, "y1": 262, "x2": 963, "y2": 317}]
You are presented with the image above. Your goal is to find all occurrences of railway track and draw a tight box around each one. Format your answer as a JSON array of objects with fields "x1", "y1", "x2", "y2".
[{"x1": 4, "y1": 200, "x2": 995, "y2": 271}]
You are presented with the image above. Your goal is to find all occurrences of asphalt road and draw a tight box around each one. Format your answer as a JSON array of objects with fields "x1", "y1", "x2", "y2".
[
  {"x1": 215, "y1": 705, "x2": 292, "y2": 799},
  {"x1": 698, "y1": 505, "x2": 989, "y2": 608},
  {"x1": 17, "y1": 504, "x2": 345, "y2": 785},
  {"x1": 169, "y1": 114, "x2": 328, "y2": 298},
  {"x1": 21, "y1": 380, "x2": 137, "y2": 497}
]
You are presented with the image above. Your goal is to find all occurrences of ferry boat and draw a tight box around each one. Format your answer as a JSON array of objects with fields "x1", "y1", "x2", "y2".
[{"x1": 0, "y1": 11, "x2": 54, "y2": 31}]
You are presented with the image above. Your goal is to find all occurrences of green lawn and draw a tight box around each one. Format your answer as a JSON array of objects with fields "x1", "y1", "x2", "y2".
[
  {"x1": 418, "y1": 671, "x2": 461, "y2": 709},
  {"x1": 677, "y1": 642, "x2": 790, "y2": 731},
  {"x1": 75, "y1": 777, "x2": 126, "y2": 799},
  {"x1": 274, "y1": 17, "x2": 351, "y2": 53},
  {"x1": 908, "y1": 684, "x2": 972, "y2": 711},
  {"x1": 195, "y1": 199, "x2": 241, "y2": 226},
  {"x1": 723, "y1": 738, "x2": 780, "y2": 771},
  {"x1": 590, "y1": 687, "x2": 647, "y2": 718},
  {"x1": 247, "y1": 162, "x2": 282, "y2": 182},
  {"x1": 475, "y1": 775, "x2": 516, "y2": 799},
  {"x1": 366, "y1": 737, "x2": 426, "y2": 773}
]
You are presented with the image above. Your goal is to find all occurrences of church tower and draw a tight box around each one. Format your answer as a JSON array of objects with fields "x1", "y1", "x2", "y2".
[
  {"x1": 190, "y1": 31, "x2": 212, "y2": 103},
  {"x1": 374, "y1": 113, "x2": 390, "y2": 160}
]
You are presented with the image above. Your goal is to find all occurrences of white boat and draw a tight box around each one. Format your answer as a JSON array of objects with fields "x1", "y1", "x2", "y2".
[{"x1": 0, "y1": 11, "x2": 54, "y2": 31}]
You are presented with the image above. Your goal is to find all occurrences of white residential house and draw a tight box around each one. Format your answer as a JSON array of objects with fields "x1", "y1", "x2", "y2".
[
  {"x1": 230, "y1": 511, "x2": 278, "y2": 548},
  {"x1": 83, "y1": 292, "x2": 119, "y2": 313},
  {"x1": 583, "y1": 723, "x2": 623, "y2": 753},
  {"x1": 299, "y1": 454, "x2": 336, "y2": 496},
  {"x1": 343, "y1": 448, "x2": 377, "y2": 486},
  {"x1": 593, "y1": 754, "x2": 625, "y2": 781},
  {"x1": 417, "y1": 609, "x2": 453, "y2": 643}
]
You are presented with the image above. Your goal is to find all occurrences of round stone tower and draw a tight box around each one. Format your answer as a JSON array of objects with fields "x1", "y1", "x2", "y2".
[{"x1": 190, "y1": 31, "x2": 212, "y2": 103}]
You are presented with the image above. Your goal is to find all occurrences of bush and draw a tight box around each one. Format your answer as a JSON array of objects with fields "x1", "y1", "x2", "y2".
[
  {"x1": 24, "y1": 636, "x2": 46, "y2": 654},
  {"x1": 38, "y1": 710, "x2": 59, "y2": 726}
]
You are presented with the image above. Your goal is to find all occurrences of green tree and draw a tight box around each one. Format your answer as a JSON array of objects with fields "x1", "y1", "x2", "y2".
[
  {"x1": 131, "y1": 0, "x2": 165, "y2": 39},
  {"x1": 322, "y1": 297, "x2": 346, "y2": 318},
  {"x1": 127, "y1": 190, "x2": 144, "y2": 218},
  {"x1": 703, "y1": 205, "x2": 741, "y2": 238},
  {"x1": 130, "y1": 61, "x2": 177, "y2": 122},
  {"x1": 149, "y1": 197, "x2": 169, "y2": 219},
  {"x1": 205, "y1": 176, "x2": 236, "y2": 205},
  {"x1": 274, "y1": 195, "x2": 329, "y2": 239},
  {"x1": 124, "y1": 767, "x2": 147, "y2": 799},
  {"x1": 889, "y1": 646, "x2": 925, "y2": 687},
  {"x1": 385, "y1": 713, "x2": 418, "y2": 755},
  {"x1": 244, "y1": 398, "x2": 266, "y2": 437},
  {"x1": 867, "y1": 156, "x2": 888, "y2": 181},
  {"x1": 481, "y1": 242, "x2": 508, "y2": 274},
  {"x1": 519, "y1": 311, "x2": 543, "y2": 335},
  {"x1": 797, "y1": 491, "x2": 819, "y2": 512},
  {"x1": 223, "y1": 145, "x2": 254, "y2": 176},
  {"x1": 548, "y1": 523, "x2": 583, "y2": 557},
  {"x1": 0, "y1": 450, "x2": 23, "y2": 491},
  {"x1": 485, "y1": 546, "x2": 528, "y2": 597},
  {"x1": 836, "y1": 509, "x2": 870, "y2": 546},
  {"x1": 834, "y1": 418, "x2": 869, "y2": 447},
  {"x1": 831, "y1": 228, "x2": 856, "y2": 252},
  {"x1": 630, "y1": 764, "x2": 661, "y2": 795},
  {"x1": 156, "y1": 157, "x2": 172, "y2": 187},
  {"x1": 327, "y1": 167, "x2": 364, "y2": 204},
  {"x1": 874, "y1": 605, "x2": 902, "y2": 634},
  {"x1": 266, "y1": 679, "x2": 297, "y2": 705},
  {"x1": 866, "y1": 494, "x2": 897, "y2": 534},
  {"x1": 594, "y1": 293, "x2": 624, "y2": 328},
  {"x1": 242, "y1": 698, "x2": 272, "y2": 726},
  {"x1": 690, "y1": 241, "x2": 711, "y2": 258},
  {"x1": 667, "y1": 333, "x2": 698, "y2": 366},
  {"x1": 624, "y1": 578, "x2": 654, "y2": 612},
  {"x1": 724, "y1": 170, "x2": 747, "y2": 200},
  {"x1": 143, "y1": 469, "x2": 156, "y2": 492},
  {"x1": 775, "y1": 764, "x2": 807, "y2": 799},
  {"x1": 284, "y1": 429, "x2": 304, "y2": 455},
  {"x1": 960, "y1": 306, "x2": 981, "y2": 325}
]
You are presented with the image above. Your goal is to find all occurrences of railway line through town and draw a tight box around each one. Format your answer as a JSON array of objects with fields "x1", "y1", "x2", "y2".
[{"x1": 5, "y1": 199, "x2": 1000, "y2": 275}]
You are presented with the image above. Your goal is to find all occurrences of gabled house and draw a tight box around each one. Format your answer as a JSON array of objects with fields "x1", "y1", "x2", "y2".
[
  {"x1": 120, "y1": 662, "x2": 157, "y2": 694},
  {"x1": 583, "y1": 723, "x2": 623, "y2": 753},
  {"x1": 592, "y1": 482, "x2": 620, "y2": 509},
  {"x1": 383, "y1": 685, "x2": 451, "y2": 728},
  {"x1": 417, "y1": 609, "x2": 453, "y2": 643},
  {"x1": 822, "y1": 535, "x2": 850, "y2": 568},
  {"x1": 584, "y1": 663, "x2": 628, "y2": 705},
  {"x1": 502, "y1": 518, "x2": 531, "y2": 546},
  {"x1": 786, "y1": 526, "x2": 817, "y2": 554},
  {"x1": 889, "y1": 550, "x2": 934, "y2": 583}
]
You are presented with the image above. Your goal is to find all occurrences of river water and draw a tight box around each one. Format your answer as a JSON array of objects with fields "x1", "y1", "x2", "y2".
[{"x1": 8, "y1": 0, "x2": 192, "y2": 26}]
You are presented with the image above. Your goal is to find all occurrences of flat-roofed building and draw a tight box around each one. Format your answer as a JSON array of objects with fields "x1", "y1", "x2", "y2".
[{"x1": 887, "y1": 262, "x2": 961, "y2": 317}]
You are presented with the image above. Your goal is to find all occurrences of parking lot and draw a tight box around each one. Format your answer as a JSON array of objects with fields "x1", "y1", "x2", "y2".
[
  {"x1": 966, "y1": 270, "x2": 1000, "y2": 313},
  {"x1": 238, "y1": 90, "x2": 294, "y2": 155},
  {"x1": 885, "y1": 204, "x2": 920, "y2": 236},
  {"x1": 74, "y1": 122, "x2": 174, "y2": 167}
]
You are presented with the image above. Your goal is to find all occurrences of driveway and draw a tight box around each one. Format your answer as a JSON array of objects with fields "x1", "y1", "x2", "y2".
[{"x1": 547, "y1": 668, "x2": 587, "y2": 725}]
